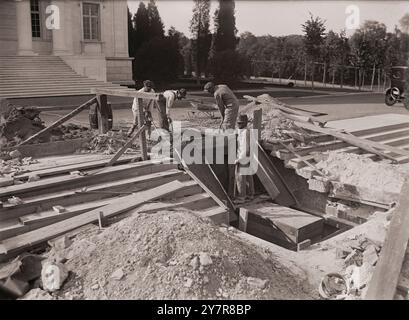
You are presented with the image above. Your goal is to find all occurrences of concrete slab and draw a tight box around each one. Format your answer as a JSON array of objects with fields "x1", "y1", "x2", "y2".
[{"x1": 327, "y1": 114, "x2": 409, "y2": 133}]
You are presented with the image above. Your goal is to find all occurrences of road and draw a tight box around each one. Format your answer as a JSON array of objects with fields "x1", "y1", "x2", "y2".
[{"x1": 39, "y1": 90, "x2": 409, "y2": 128}]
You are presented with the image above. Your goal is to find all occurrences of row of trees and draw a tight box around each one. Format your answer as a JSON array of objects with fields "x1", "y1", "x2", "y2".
[
  {"x1": 128, "y1": 0, "x2": 250, "y2": 83},
  {"x1": 238, "y1": 14, "x2": 409, "y2": 88}
]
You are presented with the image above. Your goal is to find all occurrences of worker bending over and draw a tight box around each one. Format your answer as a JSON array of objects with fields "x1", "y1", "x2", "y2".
[
  {"x1": 162, "y1": 88, "x2": 187, "y2": 123},
  {"x1": 234, "y1": 114, "x2": 255, "y2": 203},
  {"x1": 203, "y1": 82, "x2": 239, "y2": 130},
  {"x1": 128, "y1": 80, "x2": 155, "y2": 137}
]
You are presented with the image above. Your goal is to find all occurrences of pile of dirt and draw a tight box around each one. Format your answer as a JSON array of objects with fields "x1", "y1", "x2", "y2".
[
  {"x1": 0, "y1": 155, "x2": 39, "y2": 177},
  {"x1": 42, "y1": 210, "x2": 315, "y2": 300},
  {"x1": 315, "y1": 152, "x2": 408, "y2": 193},
  {"x1": 0, "y1": 101, "x2": 91, "y2": 148}
]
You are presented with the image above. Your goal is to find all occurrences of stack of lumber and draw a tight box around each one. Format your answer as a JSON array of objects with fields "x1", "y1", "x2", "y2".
[
  {"x1": 262, "y1": 114, "x2": 409, "y2": 209},
  {"x1": 0, "y1": 156, "x2": 229, "y2": 262}
]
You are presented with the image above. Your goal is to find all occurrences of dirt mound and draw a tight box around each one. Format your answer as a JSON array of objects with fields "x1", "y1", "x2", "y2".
[
  {"x1": 79, "y1": 131, "x2": 135, "y2": 155},
  {"x1": 49, "y1": 210, "x2": 314, "y2": 300},
  {"x1": 315, "y1": 152, "x2": 408, "y2": 193}
]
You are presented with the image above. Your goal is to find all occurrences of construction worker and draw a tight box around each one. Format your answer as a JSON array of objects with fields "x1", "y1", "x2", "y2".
[
  {"x1": 234, "y1": 114, "x2": 255, "y2": 203},
  {"x1": 203, "y1": 82, "x2": 239, "y2": 130},
  {"x1": 162, "y1": 88, "x2": 187, "y2": 123},
  {"x1": 128, "y1": 80, "x2": 155, "y2": 137}
]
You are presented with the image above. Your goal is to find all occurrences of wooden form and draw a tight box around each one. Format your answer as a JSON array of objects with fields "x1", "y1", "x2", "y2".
[
  {"x1": 0, "y1": 181, "x2": 186, "y2": 261},
  {"x1": 294, "y1": 121, "x2": 403, "y2": 162},
  {"x1": 254, "y1": 142, "x2": 298, "y2": 207},
  {"x1": 365, "y1": 179, "x2": 409, "y2": 300},
  {"x1": 242, "y1": 203, "x2": 324, "y2": 250},
  {"x1": 18, "y1": 97, "x2": 97, "y2": 146}
]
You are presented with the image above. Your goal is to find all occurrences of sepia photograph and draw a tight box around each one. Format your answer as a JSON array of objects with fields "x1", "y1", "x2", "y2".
[{"x1": 0, "y1": 0, "x2": 409, "y2": 309}]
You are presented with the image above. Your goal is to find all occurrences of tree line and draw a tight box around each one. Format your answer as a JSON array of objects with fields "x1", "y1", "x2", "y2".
[
  {"x1": 127, "y1": 0, "x2": 250, "y2": 83},
  {"x1": 238, "y1": 14, "x2": 409, "y2": 89}
]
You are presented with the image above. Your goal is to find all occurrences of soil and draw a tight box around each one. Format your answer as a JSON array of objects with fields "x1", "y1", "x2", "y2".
[
  {"x1": 315, "y1": 152, "x2": 409, "y2": 193},
  {"x1": 44, "y1": 209, "x2": 315, "y2": 300}
]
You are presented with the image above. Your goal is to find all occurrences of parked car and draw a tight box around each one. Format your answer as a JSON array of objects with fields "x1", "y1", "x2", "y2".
[{"x1": 385, "y1": 66, "x2": 409, "y2": 110}]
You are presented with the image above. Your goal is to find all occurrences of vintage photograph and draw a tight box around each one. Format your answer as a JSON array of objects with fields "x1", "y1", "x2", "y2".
[{"x1": 0, "y1": 0, "x2": 408, "y2": 304}]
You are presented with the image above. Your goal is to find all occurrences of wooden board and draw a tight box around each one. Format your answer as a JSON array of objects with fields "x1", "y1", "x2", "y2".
[
  {"x1": 365, "y1": 179, "x2": 409, "y2": 300},
  {"x1": 255, "y1": 142, "x2": 297, "y2": 207},
  {"x1": 0, "y1": 181, "x2": 186, "y2": 261},
  {"x1": 243, "y1": 202, "x2": 324, "y2": 250},
  {"x1": 91, "y1": 88, "x2": 162, "y2": 101}
]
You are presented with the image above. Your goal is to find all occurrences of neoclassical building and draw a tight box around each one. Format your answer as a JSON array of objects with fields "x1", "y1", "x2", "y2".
[{"x1": 0, "y1": 0, "x2": 133, "y2": 88}]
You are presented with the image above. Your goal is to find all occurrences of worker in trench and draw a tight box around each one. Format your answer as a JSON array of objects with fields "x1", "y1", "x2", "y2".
[
  {"x1": 234, "y1": 114, "x2": 255, "y2": 203},
  {"x1": 203, "y1": 82, "x2": 239, "y2": 130},
  {"x1": 128, "y1": 80, "x2": 155, "y2": 137},
  {"x1": 162, "y1": 88, "x2": 187, "y2": 130}
]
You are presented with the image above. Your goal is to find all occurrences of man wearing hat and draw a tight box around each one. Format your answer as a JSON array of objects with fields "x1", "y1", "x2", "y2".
[
  {"x1": 162, "y1": 88, "x2": 187, "y2": 124},
  {"x1": 128, "y1": 80, "x2": 155, "y2": 136},
  {"x1": 234, "y1": 114, "x2": 255, "y2": 203},
  {"x1": 203, "y1": 82, "x2": 239, "y2": 130}
]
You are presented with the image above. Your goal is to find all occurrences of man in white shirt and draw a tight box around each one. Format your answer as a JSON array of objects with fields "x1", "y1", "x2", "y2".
[
  {"x1": 162, "y1": 88, "x2": 187, "y2": 120},
  {"x1": 128, "y1": 80, "x2": 155, "y2": 136}
]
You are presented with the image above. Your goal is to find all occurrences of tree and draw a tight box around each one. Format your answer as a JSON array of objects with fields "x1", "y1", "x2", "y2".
[
  {"x1": 213, "y1": 0, "x2": 238, "y2": 52},
  {"x1": 302, "y1": 14, "x2": 326, "y2": 88},
  {"x1": 127, "y1": 6, "x2": 135, "y2": 57},
  {"x1": 190, "y1": 0, "x2": 212, "y2": 83},
  {"x1": 133, "y1": 2, "x2": 150, "y2": 51},
  {"x1": 147, "y1": 0, "x2": 164, "y2": 39},
  {"x1": 400, "y1": 13, "x2": 409, "y2": 33}
]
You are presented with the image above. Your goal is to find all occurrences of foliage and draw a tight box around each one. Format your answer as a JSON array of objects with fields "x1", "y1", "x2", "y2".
[
  {"x1": 208, "y1": 50, "x2": 251, "y2": 81},
  {"x1": 213, "y1": 0, "x2": 238, "y2": 52}
]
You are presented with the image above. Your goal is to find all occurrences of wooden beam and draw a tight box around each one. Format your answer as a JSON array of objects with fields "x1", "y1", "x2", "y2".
[
  {"x1": 18, "y1": 97, "x2": 97, "y2": 146},
  {"x1": 137, "y1": 101, "x2": 148, "y2": 160},
  {"x1": 253, "y1": 109, "x2": 262, "y2": 141},
  {"x1": 96, "y1": 94, "x2": 110, "y2": 134},
  {"x1": 239, "y1": 208, "x2": 249, "y2": 232},
  {"x1": 91, "y1": 88, "x2": 162, "y2": 101},
  {"x1": 294, "y1": 121, "x2": 400, "y2": 162},
  {"x1": 365, "y1": 179, "x2": 409, "y2": 300},
  {"x1": 0, "y1": 180, "x2": 186, "y2": 261},
  {"x1": 106, "y1": 125, "x2": 147, "y2": 167},
  {"x1": 255, "y1": 142, "x2": 298, "y2": 207}
]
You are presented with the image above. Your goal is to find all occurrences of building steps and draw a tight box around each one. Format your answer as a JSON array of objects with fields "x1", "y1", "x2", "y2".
[{"x1": 0, "y1": 55, "x2": 127, "y2": 98}]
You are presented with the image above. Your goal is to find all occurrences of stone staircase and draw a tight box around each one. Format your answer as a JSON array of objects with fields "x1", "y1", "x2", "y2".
[{"x1": 0, "y1": 56, "x2": 124, "y2": 98}]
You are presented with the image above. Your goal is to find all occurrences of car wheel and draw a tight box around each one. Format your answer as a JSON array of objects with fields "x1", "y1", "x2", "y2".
[{"x1": 385, "y1": 94, "x2": 396, "y2": 106}]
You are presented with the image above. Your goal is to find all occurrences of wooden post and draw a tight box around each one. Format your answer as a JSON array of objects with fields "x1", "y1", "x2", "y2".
[
  {"x1": 239, "y1": 208, "x2": 249, "y2": 232},
  {"x1": 137, "y1": 98, "x2": 148, "y2": 160},
  {"x1": 253, "y1": 109, "x2": 262, "y2": 141},
  {"x1": 96, "y1": 94, "x2": 110, "y2": 134}
]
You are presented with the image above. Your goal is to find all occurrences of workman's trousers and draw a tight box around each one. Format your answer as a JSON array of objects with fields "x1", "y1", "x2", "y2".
[
  {"x1": 234, "y1": 166, "x2": 255, "y2": 201},
  {"x1": 222, "y1": 103, "x2": 239, "y2": 130}
]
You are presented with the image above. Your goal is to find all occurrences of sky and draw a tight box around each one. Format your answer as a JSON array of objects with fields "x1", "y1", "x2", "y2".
[{"x1": 127, "y1": 0, "x2": 409, "y2": 38}]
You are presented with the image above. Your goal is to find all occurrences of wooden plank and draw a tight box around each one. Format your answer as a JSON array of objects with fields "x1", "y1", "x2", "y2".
[
  {"x1": 106, "y1": 125, "x2": 146, "y2": 166},
  {"x1": 365, "y1": 179, "x2": 409, "y2": 300},
  {"x1": 174, "y1": 148, "x2": 236, "y2": 218},
  {"x1": 137, "y1": 102, "x2": 148, "y2": 161},
  {"x1": 200, "y1": 207, "x2": 229, "y2": 225},
  {"x1": 18, "y1": 98, "x2": 97, "y2": 146},
  {"x1": 295, "y1": 121, "x2": 404, "y2": 161},
  {"x1": 91, "y1": 88, "x2": 162, "y2": 100},
  {"x1": 0, "y1": 181, "x2": 186, "y2": 261},
  {"x1": 15, "y1": 156, "x2": 139, "y2": 181},
  {"x1": 253, "y1": 109, "x2": 262, "y2": 141},
  {"x1": 0, "y1": 164, "x2": 179, "y2": 221},
  {"x1": 96, "y1": 94, "x2": 109, "y2": 134},
  {"x1": 255, "y1": 142, "x2": 297, "y2": 206},
  {"x1": 135, "y1": 193, "x2": 214, "y2": 213},
  {"x1": 239, "y1": 208, "x2": 249, "y2": 232},
  {"x1": 0, "y1": 159, "x2": 173, "y2": 200}
]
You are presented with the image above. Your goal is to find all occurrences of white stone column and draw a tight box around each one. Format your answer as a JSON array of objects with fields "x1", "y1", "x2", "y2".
[
  {"x1": 51, "y1": 0, "x2": 73, "y2": 55},
  {"x1": 16, "y1": 0, "x2": 35, "y2": 55}
]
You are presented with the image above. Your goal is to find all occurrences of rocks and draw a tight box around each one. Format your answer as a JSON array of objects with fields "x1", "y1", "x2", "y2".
[
  {"x1": 8, "y1": 196, "x2": 24, "y2": 205},
  {"x1": 19, "y1": 288, "x2": 53, "y2": 300},
  {"x1": 27, "y1": 174, "x2": 40, "y2": 182},
  {"x1": 246, "y1": 277, "x2": 269, "y2": 290},
  {"x1": 9, "y1": 150, "x2": 22, "y2": 159},
  {"x1": 41, "y1": 261, "x2": 69, "y2": 293},
  {"x1": 189, "y1": 256, "x2": 200, "y2": 270},
  {"x1": 199, "y1": 252, "x2": 213, "y2": 267},
  {"x1": 110, "y1": 268, "x2": 125, "y2": 281}
]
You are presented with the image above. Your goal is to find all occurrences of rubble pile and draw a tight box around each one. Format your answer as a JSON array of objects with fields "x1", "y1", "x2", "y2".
[
  {"x1": 0, "y1": 155, "x2": 39, "y2": 177},
  {"x1": 241, "y1": 94, "x2": 320, "y2": 145},
  {"x1": 79, "y1": 131, "x2": 136, "y2": 155},
  {"x1": 19, "y1": 210, "x2": 314, "y2": 300}
]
